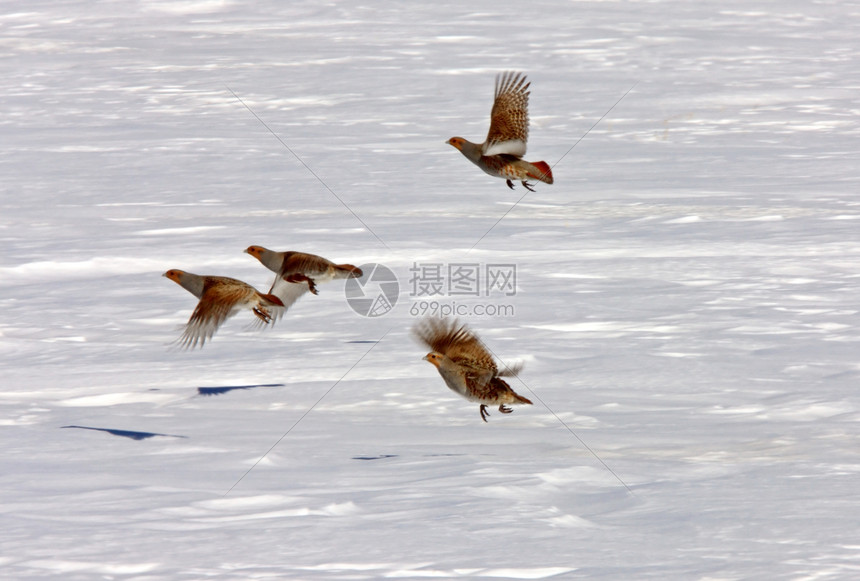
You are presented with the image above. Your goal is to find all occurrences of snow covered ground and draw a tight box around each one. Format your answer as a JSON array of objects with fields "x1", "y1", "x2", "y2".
[{"x1": 2, "y1": 1, "x2": 859, "y2": 579}]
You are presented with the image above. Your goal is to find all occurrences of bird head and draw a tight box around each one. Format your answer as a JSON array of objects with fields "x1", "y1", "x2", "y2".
[
  {"x1": 163, "y1": 269, "x2": 185, "y2": 284},
  {"x1": 423, "y1": 352, "x2": 444, "y2": 369},
  {"x1": 244, "y1": 245, "x2": 265, "y2": 260},
  {"x1": 446, "y1": 137, "x2": 465, "y2": 151}
]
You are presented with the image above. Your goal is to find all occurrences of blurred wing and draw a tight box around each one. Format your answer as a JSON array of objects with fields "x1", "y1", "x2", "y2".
[
  {"x1": 247, "y1": 293, "x2": 288, "y2": 330},
  {"x1": 497, "y1": 361, "x2": 523, "y2": 377},
  {"x1": 178, "y1": 281, "x2": 250, "y2": 349},
  {"x1": 483, "y1": 72, "x2": 530, "y2": 157},
  {"x1": 412, "y1": 318, "x2": 498, "y2": 380},
  {"x1": 268, "y1": 275, "x2": 311, "y2": 310},
  {"x1": 412, "y1": 317, "x2": 467, "y2": 354}
]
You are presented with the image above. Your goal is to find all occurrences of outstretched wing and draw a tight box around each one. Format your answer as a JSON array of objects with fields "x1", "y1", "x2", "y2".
[
  {"x1": 483, "y1": 71, "x2": 530, "y2": 157},
  {"x1": 266, "y1": 275, "x2": 311, "y2": 312},
  {"x1": 412, "y1": 317, "x2": 499, "y2": 383},
  {"x1": 178, "y1": 279, "x2": 251, "y2": 349},
  {"x1": 497, "y1": 360, "x2": 524, "y2": 377}
]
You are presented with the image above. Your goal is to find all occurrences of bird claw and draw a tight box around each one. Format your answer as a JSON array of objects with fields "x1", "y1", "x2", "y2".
[
  {"x1": 253, "y1": 307, "x2": 272, "y2": 324},
  {"x1": 505, "y1": 179, "x2": 515, "y2": 190},
  {"x1": 521, "y1": 181, "x2": 535, "y2": 192},
  {"x1": 285, "y1": 274, "x2": 319, "y2": 295},
  {"x1": 480, "y1": 404, "x2": 490, "y2": 422},
  {"x1": 499, "y1": 404, "x2": 512, "y2": 414}
]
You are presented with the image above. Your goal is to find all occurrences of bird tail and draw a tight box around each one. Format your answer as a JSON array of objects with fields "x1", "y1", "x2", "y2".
[
  {"x1": 248, "y1": 293, "x2": 287, "y2": 329},
  {"x1": 494, "y1": 376, "x2": 533, "y2": 406},
  {"x1": 512, "y1": 392, "x2": 533, "y2": 406},
  {"x1": 261, "y1": 293, "x2": 285, "y2": 307},
  {"x1": 334, "y1": 264, "x2": 363, "y2": 278},
  {"x1": 529, "y1": 161, "x2": 554, "y2": 184}
]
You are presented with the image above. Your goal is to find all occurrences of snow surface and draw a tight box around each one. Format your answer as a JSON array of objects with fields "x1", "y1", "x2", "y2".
[{"x1": 2, "y1": 0, "x2": 859, "y2": 579}]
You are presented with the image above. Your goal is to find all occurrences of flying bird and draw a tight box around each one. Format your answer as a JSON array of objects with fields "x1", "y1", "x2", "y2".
[
  {"x1": 412, "y1": 317, "x2": 532, "y2": 422},
  {"x1": 245, "y1": 246, "x2": 363, "y2": 313},
  {"x1": 447, "y1": 71, "x2": 553, "y2": 191},
  {"x1": 163, "y1": 270, "x2": 285, "y2": 349}
]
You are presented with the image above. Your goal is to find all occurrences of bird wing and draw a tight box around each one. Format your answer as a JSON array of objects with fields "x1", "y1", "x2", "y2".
[
  {"x1": 247, "y1": 292, "x2": 287, "y2": 329},
  {"x1": 412, "y1": 318, "x2": 498, "y2": 384},
  {"x1": 267, "y1": 275, "x2": 311, "y2": 311},
  {"x1": 252, "y1": 253, "x2": 334, "y2": 327},
  {"x1": 179, "y1": 278, "x2": 252, "y2": 349},
  {"x1": 448, "y1": 352, "x2": 496, "y2": 388},
  {"x1": 280, "y1": 252, "x2": 335, "y2": 278},
  {"x1": 483, "y1": 72, "x2": 530, "y2": 157},
  {"x1": 496, "y1": 360, "x2": 523, "y2": 377}
]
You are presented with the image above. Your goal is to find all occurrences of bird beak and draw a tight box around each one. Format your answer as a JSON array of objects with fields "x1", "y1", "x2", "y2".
[
  {"x1": 161, "y1": 272, "x2": 167, "y2": 278},
  {"x1": 422, "y1": 354, "x2": 430, "y2": 362}
]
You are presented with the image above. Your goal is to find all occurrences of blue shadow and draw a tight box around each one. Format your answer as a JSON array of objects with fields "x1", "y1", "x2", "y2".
[
  {"x1": 197, "y1": 383, "x2": 284, "y2": 396},
  {"x1": 61, "y1": 425, "x2": 187, "y2": 440}
]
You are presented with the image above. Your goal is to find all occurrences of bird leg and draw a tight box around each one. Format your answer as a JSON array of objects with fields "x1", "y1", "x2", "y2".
[
  {"x1": 499, "y1": 404, "x2": 513, "y2": 414},
  {"x1": 480, "y1": 404, "x2": 490, "y2": 422},
  {"x1": 285, "y1": 273, "x2": 319, "y2": 295},
  {"x1": 505, "y1": 179, "x2": 515, "y2": 190},
  {"x1": 521, "y1": 180, "x2": 535, "y2": 192}
]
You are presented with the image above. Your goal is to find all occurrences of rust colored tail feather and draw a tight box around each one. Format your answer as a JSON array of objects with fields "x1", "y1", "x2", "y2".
[
  {"x1": 530, "y1": 161, "x2": 554, "y2": 184},
  {"x1": 336, "y1": 264, "x2": 363, "y2": 278},
  {"x1": 262, "y1": 294, "x2": 285, "y2": 307}
]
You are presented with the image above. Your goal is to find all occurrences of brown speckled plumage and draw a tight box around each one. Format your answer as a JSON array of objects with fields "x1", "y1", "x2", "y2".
[
  {"x1": 412, "y1": 318, "x2": 532, "y2": 422},
  {"x1": 245, "y1": 246, "x2": 363, "y2": 314},
  {"x1": 447, "y1": 72, "x2": 553, "y2": 191},
  {"x1": 163, "y1": 269, "x2": 285, "y2": 349}
]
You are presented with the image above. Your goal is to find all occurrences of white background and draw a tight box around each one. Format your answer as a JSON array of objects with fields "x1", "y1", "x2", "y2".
[{"x1": 2, "y1": 1, "x2": 858, "y2": 579}]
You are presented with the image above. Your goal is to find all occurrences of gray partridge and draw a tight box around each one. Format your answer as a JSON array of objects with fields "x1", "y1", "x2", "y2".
[
  {"x1": 412, "y1": 317, "x2": 532, "y2": 422},
  {"x1": 245, "y1": 246, "x2": 363, "y2": 312},
  {"x1": 163, "y1": 269, "x2": 285, "y2": 349},
  {"x1": 447, "y1": 71, "x2": 553, "y2": 191}
]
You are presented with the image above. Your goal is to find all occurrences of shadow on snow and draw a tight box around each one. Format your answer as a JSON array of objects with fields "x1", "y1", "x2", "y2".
[
  {"x1": 60, "y1": 425, "x2": 188, "y2": 440},
  {"x1": 197, "y1": 383, "x2": 285, "y2": 396}
]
